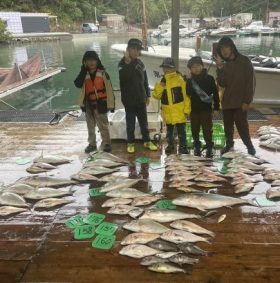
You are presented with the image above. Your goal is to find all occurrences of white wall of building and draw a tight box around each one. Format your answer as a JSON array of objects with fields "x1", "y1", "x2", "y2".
[{"x1": 0, "y1": 12, "x2": 23, "y2": 34}]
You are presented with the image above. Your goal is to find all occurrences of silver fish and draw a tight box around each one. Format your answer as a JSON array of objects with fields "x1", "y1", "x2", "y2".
[
  {"x1": 0, "y1": 192, "x2": 29, "y2": 207},
  {"x1": 160, "y1": 229, "x2": 210, "y2": 244},
  {"x1": 170, "y1": 220, "x2": 215, "y2": 237},
  {"x1": 26, "y1": 165, "x2": 49, "y2": 174},
  {"x1": 119, "y1": 244, "x2": 159, "y2": 259},
  {"x1": 147, "y1": 239, "x2": 178, "y2": 252},
  {"x1": 156, "y1": 251, "x2": 181, "y2": 259},
  {"x1": 100, "y1": 179, "x2": 139, "y2": 193},
  {"x1": 172, "y1": 193, "x2": 251, "y2": 211},
  {"x1": 176, "y1": 187, "x2": 201, "y2": 193},
  {"x1": 0, "y1": 206, "x2": 28, "y2": 216},
  {"x1": 128, "y1": 208, "x2": 144, "y2": 218},
  {"x1": 106, "y1": 188, "x2": 149, "y2": 199},
  {"x1": 266, "y1": 187, "x2": 280, "y2": 199},
  {"x1": 80, "y1": 166, "x2": 119, "y2": 176},
  {"x1": 33, "y1": 198, "x2": 71, "y2": 209},
  {"x1": 169, "y1": 181, "x2": 195, "y2": 188},
  {"x1": 131, "y1": 195, "x2": 163, "y2": 206},
  {"x1": 89, "y1": 151, "x2": 129, "y2": 163},
  {"x1": 222, "y1": 151, "x2": 245, "y2": 159},
  {"x1": 33, "y1": 155, "x2": 71, "y2": 165},
  {"x1": 227, "y1": 161, "x2": 264, "y2": 171},
  {"x1": 178, "y1": 243, "x2": 208, "y2": 256},
  {"x1": 272, "y1": 180, "x2": 280, "y2": 186},
  {"x1": 18, "y1": 176, "x2": 77, "y2": 188},
  {"x1": 33, "y1": 162, "x2": 57, "y2": 169},
  {"x1": 227, "y1": 167, "x2": 256, "y2": 175},
  {"x1": 24, "y1": 187, "x2": 71, "y2": 200},
  {"x1": 148, "y1": 263, "x2": 186, "y2": 273},
  {"x1": 102, "y1": 198, "x2": 132, "y2": 208},
  {"x1": 5, "y1": 184, "x2": 35, "y2": 195},
  {"x1": 196, "y1": 182, "x2": 222, "y2": 188},
  {"x1": 194, "y1": 175, "x2": 227, "y2": 183},
  {"x1": 84, "y1": 159, "x2": 123, "y2": 168},
  {"x1": 121, "y1": 233, "x2": 160, "y2": 245},
  {"x1": 140, "y1": 256, "x2": 168, "y2": 266},
  {"x1": 107, "y1": 204, "x2": 137, "y2": 215},
  {"x1": 234, "y1": 183, "x2": 255, "y2": 194},
  {"x1": 71, "y1": 173, "x2": 99, "y2": 182},
  {"x1": 169, "y1": 254, "x2": 199, "y2": 265},
  {"x1": 123, "y1": 219, "x2": 170, "y2": 234},
  {"x1": 140, "y1": 209, "x2": 201, "y2": 223},
  {"x1": 231, "y1": 177, "x2": 259, "y2": 186}
]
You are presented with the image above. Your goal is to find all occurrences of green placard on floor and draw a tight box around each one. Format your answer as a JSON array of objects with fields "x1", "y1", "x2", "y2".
[
  {"x1": 95, "y1": 222, "x2": 118, "y2": 236},
  {"x1": 83, "y1": 212, "x2": 105, "y2": 226},
  {"x1": 92, "y1": 234, "x2": 116, "y2": 250},
  {"x1": 255, "y1": 196, "x2": 276, "y2": 207},
  {"x1": 15, "y1": 157, "x2": 32, "y2": 165},
  {"x1": 136, "y1": 156, "x2": 150, "y2": 164},
  {"x1": 218, "y1": 166, "x2": 229, "y2": 174},
  {"x1": 149, "y1": 162, "x2": 165, "y2": 170},
  {"x1": 156, "y1": 200, "x2": 177, "y2": 210},
  {"x1": 89, "y1": 187, "x2": 105, "y2": 197},
  {"x1": 74, "y1": 225, "x2": 95, "y2": 240},
  {"x1": 65, "y1": 215, "x2": 85, "y2": 229}
]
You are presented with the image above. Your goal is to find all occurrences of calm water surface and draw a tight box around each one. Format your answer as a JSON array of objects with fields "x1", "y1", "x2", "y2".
[{"x1": 0, "y1": 34, "x2": 279, "y2": 111}]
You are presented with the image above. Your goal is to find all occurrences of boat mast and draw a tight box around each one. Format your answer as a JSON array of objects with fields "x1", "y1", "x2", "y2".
[
  {"x1": 171, "y1": 0, "x2": 180, "y2": 69},
  {"x1": 141, "y1": 0, "x2": 148, "y2": 50}
]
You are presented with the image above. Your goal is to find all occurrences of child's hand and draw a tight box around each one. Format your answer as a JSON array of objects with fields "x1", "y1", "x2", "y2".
[
  {"x1": 215, "y1": 55, "x2": 224, "y2": 69},
  {"x1": 124, "y1": 50, "x2": 131, "y2": 64},
  {"x1": 185, "y1": 68, "x2": 192, "y2": 79}
]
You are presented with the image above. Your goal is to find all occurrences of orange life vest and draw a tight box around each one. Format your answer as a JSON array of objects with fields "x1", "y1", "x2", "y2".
[{"x1": 84, "y1": 70, "x2": 107, "y2": 102}]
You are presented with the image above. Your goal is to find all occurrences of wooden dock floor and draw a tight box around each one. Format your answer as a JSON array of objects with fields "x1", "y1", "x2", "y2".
[{"x1": 0, "y1": 115, "x2": 279, "y2": 283}]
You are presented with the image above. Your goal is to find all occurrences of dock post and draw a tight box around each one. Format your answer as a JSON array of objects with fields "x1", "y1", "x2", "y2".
[{"x1": 171, "y1": 0, "x2": 180, "y2": 69}]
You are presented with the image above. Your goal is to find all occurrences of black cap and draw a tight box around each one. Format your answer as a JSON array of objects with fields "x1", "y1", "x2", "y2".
[
  {"x1": 127, "y1": 38, "x2": 144, "y2": 49},
  {"x1": 83, "y1": 50, "x2": 100, "y2": 61},
  {"x1": 160, "y1": 57, "x2": 176, "y2": 68},
  {"x1": 187, "y1": 56, "x2": 204, "y2": 68}
]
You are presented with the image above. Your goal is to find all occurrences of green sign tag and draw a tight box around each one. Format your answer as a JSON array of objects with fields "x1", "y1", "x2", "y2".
[
  {"x1": 83, "y1": 213, "x2": 105, "y2": 226},
  {"x1": 89, "y1": 187, "x2": 105, "y2": 197},
  {"x1": 95, "y1": 222, "x2": 118, "y2": 236},
  {"x1": 218, "y1": 166, "x2": 228, "y2": 174},
  {"x1": 92, "y1": 234, "x2": 116, "y2": 250},
  {"x1": 65, "y1": 215, "x2": 85, "y2": 229},
  {"x1": 156, "y1": 200, "x2": 177, "y2": 210},
  {"x1": 16, "y1": 157, "x2": 32, "y2": 165},
  {"x1": 255, "y1": 196, "x2": 276, "y2": 207},
  {"x1": 74, "y1": 225, "x2": 95, "y2": 240},
  {"x1": 136, "y1": 156, "x2": 150, "y2": 164},
  {"x1": 150, "y1": 162, "x2": 165, "y2": 170}
]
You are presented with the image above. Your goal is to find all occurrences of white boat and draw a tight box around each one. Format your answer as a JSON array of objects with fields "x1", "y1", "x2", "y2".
[
  {"x1": 208, "y1": 27, "x2": 237, "y2": 37},
  {"x1": 237, "y1": 21, "x2": 275, "y2": 36},
  {"x1": 111, "y1": 43, "x2": 280, "y2": 105}
]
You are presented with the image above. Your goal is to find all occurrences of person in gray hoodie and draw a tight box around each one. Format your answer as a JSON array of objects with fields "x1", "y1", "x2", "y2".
[{"x1": 216, "y1": 36, "x2": 256, "y2": 155}]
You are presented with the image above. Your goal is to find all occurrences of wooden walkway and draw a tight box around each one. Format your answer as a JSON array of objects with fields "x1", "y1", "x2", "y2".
[{"x1": 0, "y1": 115, "x2": 279, "y2": 283}]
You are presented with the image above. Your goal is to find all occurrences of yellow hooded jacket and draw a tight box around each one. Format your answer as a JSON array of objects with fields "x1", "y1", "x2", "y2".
[{"x1": 152, "y1": 71, "x2": 191, "y2": 125}]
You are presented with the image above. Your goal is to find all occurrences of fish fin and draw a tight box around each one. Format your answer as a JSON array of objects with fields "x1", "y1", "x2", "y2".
[
  {"x1": 201, "y1": 210, "x2": 217, "y2": 218},
  {"x1": 225, "y1": 206, "x2": 233, "y2": 209}
]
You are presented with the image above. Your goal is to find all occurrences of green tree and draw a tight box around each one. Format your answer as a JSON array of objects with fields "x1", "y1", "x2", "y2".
[
  {"x1": 0, "y1": 19, "x2": 11, "y2": 43},
  {"x1": 191, "y1": 0, "x2": 212, "y2": 26}
]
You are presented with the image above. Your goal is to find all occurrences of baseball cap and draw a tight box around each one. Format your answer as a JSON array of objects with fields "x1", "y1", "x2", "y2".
[
  {"x1": 187, "y1": 56, "x2": 204, "y2": 68},
  {"x1": 160, "y1": 57, "x2": 176, "y2": 68},
  {"x1": 127, "y1": 38, "x2": 144, "y2": 50}
]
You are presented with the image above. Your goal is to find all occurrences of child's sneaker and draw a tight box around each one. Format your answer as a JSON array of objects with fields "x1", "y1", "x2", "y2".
[
  {"x1": 144, "y1": 141, "x2": 157, "y2": 151},
  {"x1": 127, "y1": 143, "x2": 135, "y2": 153}
]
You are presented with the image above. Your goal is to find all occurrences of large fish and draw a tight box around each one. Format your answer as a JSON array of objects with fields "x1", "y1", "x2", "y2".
[
  {"x1": 266, "y1": 187, "x2": 280, "y2": 199},
  {"x1": 80, "y1": 166, "x2": 119, "y2": 176},
  {"x1": 26, "y1": 165, "x2": 50, "y2": 174},
  {"x1": 196, "y1": 182, "x2": 222, "y2": 188},
  {"x1": 140, "y1": 209, "x2": 201, "y2": 223},
  {"x1": 100, "y1": 179, "x2": 139, "y2": 193},
  {"x1": 178, "y1": 243, "x2": 208, "y2": 256},
  {"x1": 160, "y1": 229, "x2": 210, "y2": 244},
  {"x1": 123, "y1": 219, "x2": 170, "y2": 234},
  {"x1": 84, "y1": 159, "x2": 123, "y2": 168},
  {"x1": 102, "y1": 198, "x2": 132, "y2": 208},
  {"x1": 169, "y1": 254, "x2": 199, "y2": 265},
  {"x1": 156, "y1": 251, "x2": 181, "y2": 259},
  {"x1": 147, "y1": 239, "x2": 178, "y2": 252},
  {"x1": 106, "y1": 188, "x2": 149, "y2": 199},
  {"x1": 140, "y1": 256, "x2": 168, "y2": 266},
  {"x1": 147, "y1": 263, "x2": 186, "y2": 273},
  {"x1": 89, "y1": 151, "x2": 129, "y2": 164},
  {"x1": 128, "y1": 208, "x2": 144, "y2": 218},
  {"x1": 121, "y1": 233, "x2": 160, "y2": 245},
  {"x1": 0, "y1": 192, "x2": 29, "y2": 207},
  {"x1": 33, "y1": 198, "x2": 71, "y2": 209},
  {"x1": 234, "y1": 183, "x2": 255, "y2": 194},
  {"x1": 0, "y1": 206, "x2": 28, "y2": 216},
  {"x1": 272, "y1": 180, "x2": 280, "y2": 186},
  {"x1": 107, "y1": 204, "x2": 137, "y2": 215},
  {"x1": 131, "y1": 195, "x2": 163, "y2": 206},
  {"x1": 260, "y1": 137, "x2": 280, "y2": 150},
  {"x1": 5, "y1": 184, "x2": 35, "y2": 195},
  {"x1": 170, "y1": 220, "x2": 215, "y2": 237},
  {"x1": 71, "y1": 173, "x2": 99, "y2": 182},
  {"x1": 33, "y1": 155, "x2": 71, "y2": 165},
  {"x1": 17, "y1": 176, "x2": 77, "y2": 188},
  {"x1": 172, "y1": 193, "x2": 251, "y2": 211},
  {"x1": 227, "y1": 161, "x2": 264, "y2": 171},
  {"x1": 119, "y1": 244, "x2": 159, "y2": 258},
  {"x1": 24, "y1": 187, "x2": 71, "y2": 200}
]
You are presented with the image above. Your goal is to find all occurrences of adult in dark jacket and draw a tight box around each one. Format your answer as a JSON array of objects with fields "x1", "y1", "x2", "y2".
[
  {"x1": 216, "y1": 37, "x2": 256, "y2": 155},
  {"x1": 186, "y1": 56, "x2": 220, "y2": 157},
  {"x1": 118, "y1": 38, "x2": 157, "y2": 153}
]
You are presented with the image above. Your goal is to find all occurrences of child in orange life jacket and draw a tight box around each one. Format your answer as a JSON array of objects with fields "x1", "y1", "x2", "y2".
[
  {"x1": 153, "y1": 57, "x2": 191, "y2": 154},
  {"x1": 74, "y1": 51, "x2": 115, "y2": 153}
]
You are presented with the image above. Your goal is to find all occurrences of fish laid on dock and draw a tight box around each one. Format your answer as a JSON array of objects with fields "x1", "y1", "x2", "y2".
[
  {"x1": 123, "y1": 219, "x2": 170, "y2": 234},
  {"x1": 17, "y1": 176, "x2": 77, "y2": 188},
  {"x1": 100, "y1": 178, "x2": 139, "y2": 192},
  {"x1": 119, "y1": 244, "x2": 159, "y2": 258},
  {"x1": 33, "y1": 197, "x2": 71, "y2": 209},
  {"x1": 106, "y1": 188, "x2": 149, "y2": 198},
  {"x1": 33, "y1": 155, "x2": 71, "y2": 165},
  {"x1": 0, "y1": 192, "x2": 29, "y2": 207},
  {"x1": 0, "y1": 206, "x2": 28, "y2": 216},
  {"x1": 148, "y1": 262, "x2": 186, "y2": 273},
  {"x1": 121, "y1": 233, "x2": 160, "y2": 245},
  {"x1": 102, "y1": 198, "x2": 132, "y2": 208},
  {"x1": 24, "y1": 187, "x2": 71, "y2": 200},
  {"x1": 266, "y1": 187, "x2": 280, "y2": 199}
]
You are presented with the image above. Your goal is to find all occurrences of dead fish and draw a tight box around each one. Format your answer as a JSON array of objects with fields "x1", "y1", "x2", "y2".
[
  {"x1": 232, "y1": 156, "x2": 266, "y2": 165},
  {"x1": 234, "y1": 183, "x2": 255, "y2": 194},
  {"x1": 272, "y1": 180, "x2": 280, "y2": 186},
  {"x1": 140, "y1": 209, "x2": 201, "y2": 223},
  {"x1": 128, "y1": 208, "x2": 144, "y2": 218},
  {"x1": 140, "y1": 256, "x2": 168, "y2": 266},
  {"x1": 176, "y1": 187, "x2": 201, "y2": 193},
  {"x1": 169, "y1": 175, "x2": 196, "y2": 182},
  {"x1": 266, "y1": 187, "x2": 280, "y2": 199},
  {"x1": 170, "y1": 220, "x2": 215, "y2": 237},
  {"x1": 33, "y1": 155, "x2": 71, "y2": 165},
  {"x1": 89, "y1": 151, "x2": 128, "y2": 163},
  {"x1": 156, "y1": 251, "x2": 181, "y2": 259},
  {"x1": 102, "y1": 198, "x2": 132, "y2": 208},
  {"x1": 260, "y1": 137, "x2": 280, "y2": 150},
  {"x1": 123, "y1": 219, "x2": 170, "y2": 234},
  {"x1": 148, "y1": 263, "x2": 186, "y2": 273},
  {"x1": 26, "y1": 165, "x2": 49, "y2": 174},
  {"x1": 161, "y1": 229, "x2": 210, "y2": 244},
  {"x1": 84, "y1": 159, "x2": 123, "y2": 168},
  {"x1": 18, "y1": 176, "x2": 77, "y2": 188},
  {"x1": 107, "y1": 204, "x2": 136, "y2": 215},
  {"x1": 24, "y1": 187, "x2": 71, "y2": 200},
  {"x1": 227, "y1": 167, "x2": 256, "y2": 175},
  {"x1": 227, "y1": 161, "x2": 264, "y2": 171},
  {"x1": 217, "y1": 214, "x2": 226, "y2": 223},
  {"x1": 147, "y1": 239, "x2": 178, "y2": 252},
  {"x1": 131, "y1": 195, "x2": 163, "y2": 206},
  {"x1": 231, "y1": 177, "x2": 259, "y2": 186},
  {"x1": 80, "y1": 166, "x2": 119, "y2": 176},
  {"x1": 71, "y1": 173, "x2": 99, "y2": 182},
  {"x1": 194, "y1": 175, "x2": 227, "y2": 183},
  {"x1": 33, "y1": 198, "x2": 71, "y2": 209},
  {"x1": 169, "y1": 181, "x2": 195, "y2": 188},
  {"x1": 178, "y1": 243, "x2": 208, "y2": 256},
  {"x1": 222, "y1": 151, "x2": 245, "y2": 159},
  {"x1": 33, "y1": 162, "x2": 57, "y2": 169},
  {"x1": 121, "y1": 233, "x2": 160, "y2": 245},
  {"x1": 100, "y1": 179, "x2": 139, "y2": 192},
  {"x1": 196, "y1": 182, "x2": 222, "y2": 188},
  {"x1": 0, "y1": 206, "x2": 28, "y2": 216},
  {"x1": 172, "y1": 193, "x2": 251, "y2": 211},
  {"x1": 5, "y1": 184, "x2": 35, "y2": 195},
  {"x1": 106, "y1": 188, "x2": 149, "y2": 199},
  {"x1": 263, "y1": 173, "x2": 280, "y2": 181},
  {"x1": 169, "y1": 254, "x2": 199, "y2": 265},
  {"x1": 119, "y1": 244, "x2": 159, "y2": 259},
  {"x1": 0, "y1": 192, "x2": 29, "y2": 207}
]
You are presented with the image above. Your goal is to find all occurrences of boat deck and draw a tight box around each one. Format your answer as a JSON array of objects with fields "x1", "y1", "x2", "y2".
[{"x1": 0, "y1": 115, "x2": 279, "y2": 283}]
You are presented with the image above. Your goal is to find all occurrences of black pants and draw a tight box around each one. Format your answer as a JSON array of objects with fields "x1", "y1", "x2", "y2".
[
  {"x1": 166, "y1": 123, "x2": 186, "y2": 149},
  {"x1": 190, "y1": 111, "x2": 213, "y2": 147},
  {"x1": 125, "y1": 103, "x2": 150, "y2": 143},
  {"x1": 223, "y1": 108, "x2": 253, "y2": 148}
]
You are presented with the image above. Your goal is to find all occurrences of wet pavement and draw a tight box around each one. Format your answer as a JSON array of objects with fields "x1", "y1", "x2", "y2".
[{"x1": 0, "y1": 116, "x2": 280, "y2": 283}]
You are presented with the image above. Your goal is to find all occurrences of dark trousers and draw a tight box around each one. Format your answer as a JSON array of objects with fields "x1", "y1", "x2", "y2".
[
  {"x1": 190, "y1": 111, "x2": 213, "y2": 147},
  {"x1": 223, "y1": 108, "x2": 253, "y2": 148},
  {"x1": 166, "y1": 123, "x2": 186, "y2": 149},
  {"x1": 125, "y1": 103, "x2": 150, "y2": 143}
]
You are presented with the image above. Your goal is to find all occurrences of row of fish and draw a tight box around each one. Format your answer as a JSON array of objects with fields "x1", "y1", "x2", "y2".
[{"x1": 258, "y1": 125, "x2": 280, "y2": 150}]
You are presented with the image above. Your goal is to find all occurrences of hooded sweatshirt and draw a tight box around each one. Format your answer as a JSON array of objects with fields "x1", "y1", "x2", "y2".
[{"x1": 216, "y1": 37, "x2": 256, "y2": 110}]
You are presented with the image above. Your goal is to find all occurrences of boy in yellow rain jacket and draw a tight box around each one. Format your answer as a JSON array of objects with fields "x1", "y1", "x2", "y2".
[{"x1": 153, "y1": 58, "x2": 191, "y2": 154}]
